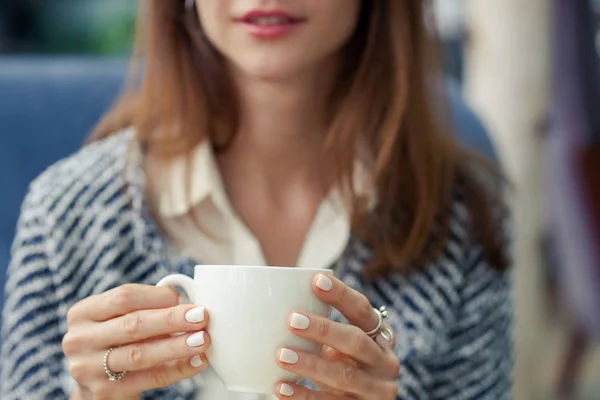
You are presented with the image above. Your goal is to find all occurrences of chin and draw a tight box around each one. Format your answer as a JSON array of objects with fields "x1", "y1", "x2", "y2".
[
  {"x1": 248, "y1": 67, "x2": 298, "y2": 82},
  {"x1": 234, "y1": 55, "x2": 310, "y2": 83}
]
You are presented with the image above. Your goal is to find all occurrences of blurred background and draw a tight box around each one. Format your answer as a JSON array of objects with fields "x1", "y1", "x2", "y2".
[{"x1": 1, "y1": 1, "x2": 599, "y2": 399}]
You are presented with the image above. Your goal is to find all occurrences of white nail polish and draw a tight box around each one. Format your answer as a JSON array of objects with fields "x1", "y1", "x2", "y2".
[
  {"x1": 185, "y1": 306, "x2": 205, "y2": 323},
  {"x1": 316, "y1": 274, "x2": 333, "y2": 291},
  {"x1": 279, "y1": 349, "x2": 299, "y2": 364},
  {"x1": 290, "y1": 313, "x2": 310, "y2": 330},
  {"x1": 187, "y1": 331, "x2": 205, "y2": 347},
  {"x1": 279, "y1": 383, "x2": 295, "y2": 396},
  {"x1": 190, "y1": 355, "x2": 204, "y2": 368}
]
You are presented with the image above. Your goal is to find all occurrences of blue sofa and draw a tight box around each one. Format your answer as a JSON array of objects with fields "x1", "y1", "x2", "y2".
[
  {"x1": 0, "y1": 57, "x2": 497, "y2": 310},
  {"x1": 0, "y1": 58, "x2": 127, "y2": 307}
]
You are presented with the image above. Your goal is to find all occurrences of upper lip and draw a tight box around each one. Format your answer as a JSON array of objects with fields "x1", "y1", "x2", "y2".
[{"x1": 236, "y1": 10, "x2": 306, "y2": 23}]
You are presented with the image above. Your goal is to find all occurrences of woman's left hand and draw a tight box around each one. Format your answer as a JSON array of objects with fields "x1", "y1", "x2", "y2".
[{"x1": 275, "y1": 273, "x2": 400, "y2": 399}]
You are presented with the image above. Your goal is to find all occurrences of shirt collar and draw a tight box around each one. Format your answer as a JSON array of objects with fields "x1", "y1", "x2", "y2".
[
  {"x1": 153, "y1": 142, "x2": 224, "y2": 217},
  {"x1": 154, "y1": 141, "x2": 375, "y2": 218}
]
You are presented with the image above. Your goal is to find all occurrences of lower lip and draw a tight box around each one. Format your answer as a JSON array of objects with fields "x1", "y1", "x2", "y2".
[{"x1": 241, "y1": 22, "x2": 303, "y2": 39}]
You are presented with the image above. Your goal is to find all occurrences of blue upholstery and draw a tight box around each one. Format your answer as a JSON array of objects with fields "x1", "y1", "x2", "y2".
[
  {"x1": 0, "y1": 57, "x2": 496, "y2": 310},
  {"x1": 0, "y1": 57, "x2": 127, "y2": 306}
]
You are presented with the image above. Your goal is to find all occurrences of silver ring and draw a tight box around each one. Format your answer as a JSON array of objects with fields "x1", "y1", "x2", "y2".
[
  {"x1": 376, "y1": 325, "x2": 396, "y2": 347},
  {"x1": 365, "y1": 306, "x2": 388, "y2": 338},
  {"x1": 103, "y1": 347, "x2": 127, "y2": 382}
]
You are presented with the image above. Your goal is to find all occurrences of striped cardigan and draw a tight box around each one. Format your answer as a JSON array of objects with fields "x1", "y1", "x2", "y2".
[{"x1": 1, "y1": 132, "x2": 513, "y2": 400}]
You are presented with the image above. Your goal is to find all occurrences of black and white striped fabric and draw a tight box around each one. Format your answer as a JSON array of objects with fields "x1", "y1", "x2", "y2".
[{"x1": 1, "y1": 131, "x2": 513, "y2": 400}]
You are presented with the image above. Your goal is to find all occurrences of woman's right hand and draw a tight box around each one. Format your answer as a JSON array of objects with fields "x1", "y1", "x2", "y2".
[{"x1": 62, "y1": 284, "x2": 210, "y2": 400}]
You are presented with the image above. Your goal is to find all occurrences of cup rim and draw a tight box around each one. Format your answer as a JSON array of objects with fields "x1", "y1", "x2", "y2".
[{"x1": 194, "y1": 265, "x2": 334, "y2": 273}]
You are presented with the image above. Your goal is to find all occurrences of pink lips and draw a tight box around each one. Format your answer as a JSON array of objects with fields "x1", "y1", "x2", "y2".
[{"x1": 236, "y1": 10, "x2": 306, "y2": 39}]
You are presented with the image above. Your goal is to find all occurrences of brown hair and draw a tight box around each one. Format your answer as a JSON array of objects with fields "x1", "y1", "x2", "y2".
[{"x1": 92, "y1": 0, "x2": 510, "y2": 276}]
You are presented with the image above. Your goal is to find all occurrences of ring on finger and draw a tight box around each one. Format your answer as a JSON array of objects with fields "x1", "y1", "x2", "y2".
[
  {"x1": 103, "y1": 347, "x2": 127, "y2": 382},
  {"x1": 364, "y1": 306, "x2": 388, "y2": 339},
  {"x1": 375, "y1": 325, "x2": 396, "y2": 349},
  {"x1": 364, "y1": 306, "x2": 396, "y2": 349}
]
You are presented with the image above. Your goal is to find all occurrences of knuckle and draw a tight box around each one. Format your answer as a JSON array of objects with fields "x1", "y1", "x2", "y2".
[
  {"x1": 128, "y1": 345, "x2": 147, "y2": 368},
  {"x1": 316, "y1": 319, "x2": 330, "y2": 339},
  {"x1": 67, "y1": 294, "x2": 101, "y2": 325},
  {"x1": 165, "y1": 306, "x2": 178, "y2": 330},
  {"x1": 382, "y1": 381, "x2": 398, "y2": 399},
  {"x1": 61, "y1": 332, "x2": 74, "y2": 356},
  {"x1": 112, "y1": 285, "x2": 135, "y2": 309},
  {"x1": 351, "y1": 329, "x2": 370, "y2": 354},
  {"x1": 390, "y1": 356, "x2": 401, "y2": 377},
  {"x1": 67, "y1": 359, "x2": 86, "y2": 383},
  {"x1": 62, "y1": 332, "x2": 83, "y2": 356},
  {"x1": 340, "y1": 365, "x2": 357, "y2": 386},
  {"x1": 174, "y1": 358, "x2": 189, "y2": 377},
  {"x1": 122, "y1": 312, "x2": 142, "y2": 338},
  {"x1": 66, "y1": 305, "x2": 81, "y2": 326},
  {"x1": 151, "y1": 366, "x2": 172, "y2": 389}
]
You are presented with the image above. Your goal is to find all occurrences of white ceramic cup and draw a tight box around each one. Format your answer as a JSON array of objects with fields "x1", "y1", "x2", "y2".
[{"x1": 156, "y1": 265, "x2": 332, "y2": 394}]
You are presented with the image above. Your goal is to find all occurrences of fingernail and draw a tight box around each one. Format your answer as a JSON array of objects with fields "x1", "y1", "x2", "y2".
[
  {"x1": 279, "y1": 349, "x2": 299, "y2": 364},
  {"x1": 185, "y1": 306, "x2": 205, "y2": 323},
  {"x1": 279, "y1": 383, "x2": 295, "y2": 396},
  {"x1": 190, "y1": 355, "x2": 204, "y2": 368},
  {"x1": 290, "y1": 313, "x2": 310, "y2": 330},
  {"x1": 186, "y1": 331, "x2": 205, "y2": 347},
  {"x1": 316, "y1": 274, "x2": 333, "y2": 291}
]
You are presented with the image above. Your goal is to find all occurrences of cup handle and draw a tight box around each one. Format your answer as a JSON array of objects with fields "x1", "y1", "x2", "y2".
[{"x1": 156, "y1": 274, "x2": 196, "y2": 303}]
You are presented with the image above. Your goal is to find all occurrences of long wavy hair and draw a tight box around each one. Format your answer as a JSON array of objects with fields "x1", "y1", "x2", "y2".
[{"x1": 92, "y1": 0, "x2": 509, "y2": 276}]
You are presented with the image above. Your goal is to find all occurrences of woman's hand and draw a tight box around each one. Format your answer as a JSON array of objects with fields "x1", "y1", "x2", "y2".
[
  {"x1": 62, "y1": 284, "x2": 210, "y2": 399},
  {"x1": 275, "y1": 274, "x2": 400, "y2": 399}
]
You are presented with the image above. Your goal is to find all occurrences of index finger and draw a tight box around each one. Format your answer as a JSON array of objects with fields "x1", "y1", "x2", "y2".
[
  {"x1": 312, "y1": 274, "x2": 380, "y2": 334},
  {"x1": 68, "y1": 284, "x2": 180, "y2": 323}
]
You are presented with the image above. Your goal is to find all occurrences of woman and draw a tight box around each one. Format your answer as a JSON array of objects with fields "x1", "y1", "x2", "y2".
[{"x1": 1, "y1": 1, "x2": 512, "y2": 399}]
